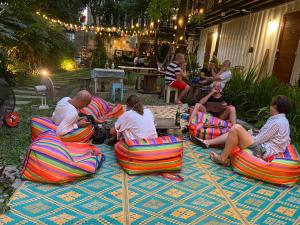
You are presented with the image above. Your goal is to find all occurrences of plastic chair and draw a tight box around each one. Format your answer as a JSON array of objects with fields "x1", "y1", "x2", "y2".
[
  {"x1": 111, "y1": 82, "x2": 124, "y2": 102},
  {"x1": 165, "y1": 85, "x2": 178, "y2": 104}
]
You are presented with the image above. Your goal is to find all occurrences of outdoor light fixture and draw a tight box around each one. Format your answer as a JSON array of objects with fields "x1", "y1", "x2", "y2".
[
  {"x1": 179, "y1": 36, "x2": 183, "y2": 40},
  {"x1": 150, "y1": 22, "x2": 154, "y2": 27},
  {"x1": 172, "y1": 15, "x2": 177, "y2": 20},
  {"x1": 213, "y1": 32, "x2": 218, "y2": 39},
  {"x1": 200, "y1": 8, "x2": 204, "y2": 14},
  {"x1": 178, "y1": 18, "x2": 184, "y2": 27},
  {"x1": 174, "y1": 25, "x2": 177, "y2": 30},
  {"x1": 268, "y1": 19, "x2": 279, "y2": 33},
  {"x1": 40, "y1": 69, "x2": 49, "y2": 77},
  {"x1": 135, "y1": 23, "x2": 139, "y2": 27}
]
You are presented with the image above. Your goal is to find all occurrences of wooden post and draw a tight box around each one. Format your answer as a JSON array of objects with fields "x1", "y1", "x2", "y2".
[{"x1": 213, "y1": 22, "x2": 222, "y2": 57}]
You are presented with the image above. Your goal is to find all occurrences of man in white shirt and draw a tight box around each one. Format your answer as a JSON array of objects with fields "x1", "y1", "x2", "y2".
[
  {"x1": 201, "y1": 60, "x2": 232, "y2": 91},
  {"x1": 52, "y1": 90, "x2": 92, "y2": 136}
]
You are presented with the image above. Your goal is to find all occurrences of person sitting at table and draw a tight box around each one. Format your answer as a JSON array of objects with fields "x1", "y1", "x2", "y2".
[
  {"x1": 52, "y1": 90, "x2": 92, "y2": 136},
  {"x1": 189, "y1": 81, "x2": 236, "y2": 125},
  {"x1": 198, "y1": 95, "x2": 291, "y2": 167},
  {"x1": 192, "y1": 62, "x2": 216, "y2": 84},
  {"x1": 201, "y1": 60, "x2": 232, "y2": 91},
  {"x1": 110, "y1": 95, "x2": 157, "y2": 141},
  {"x1": 165, "y1": 53, "x2": 191, "y2": 104}
]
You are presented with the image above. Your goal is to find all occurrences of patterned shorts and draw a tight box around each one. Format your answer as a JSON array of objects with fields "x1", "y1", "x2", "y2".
[{"x1": 247, "y1": 143, "x2": 267, "y2": 159}]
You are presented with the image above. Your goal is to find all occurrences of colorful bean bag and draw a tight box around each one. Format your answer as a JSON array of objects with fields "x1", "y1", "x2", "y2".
[
  {"x1": 231, "y1": 145, "x2": 300, "y2": 186},
  {"x1": 189, "y1": 112, "x2": 231, "y2": 140},
  {"x1": 114, "y1": 136, "x2": 184, "y2": 174},
  {"x1": 80, "y1": 96, "x2": 124, "y2": 121},
  {"x1": 31, "y1": 117, "x2": 94, "y2": 142},
  {"x1": 21, "y1": 131, "x2": 105, "y2": 183}
]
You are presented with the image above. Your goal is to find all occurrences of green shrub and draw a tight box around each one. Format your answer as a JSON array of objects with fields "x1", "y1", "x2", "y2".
[{"x1": 224, "y1": 68, "x2": 300, "y2": 148}]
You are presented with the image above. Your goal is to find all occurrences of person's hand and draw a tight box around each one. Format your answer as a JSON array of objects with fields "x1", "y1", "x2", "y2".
[
  {"x1": 78, "y1": 119, "x2": 90, "y2": 128},
  {"x1": 210, "y1": 88, "x2": 218, "y2": 94}
]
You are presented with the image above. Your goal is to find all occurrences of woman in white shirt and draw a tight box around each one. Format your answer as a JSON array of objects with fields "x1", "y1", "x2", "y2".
[{"x1": 110, "y1": 95, "x2": 158, "y2": 141}]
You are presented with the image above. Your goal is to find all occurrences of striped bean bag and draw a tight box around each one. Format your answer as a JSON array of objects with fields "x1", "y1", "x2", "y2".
[
  {"x1": 21, "y1": 131, "x2": 105, "y2": 183},
  {"x1": 114, "y1": 136, "x2": 184, "y2": 175},
  {"x1": 80, "y1": 96, "x2": 124, "y2": 121},
  {"x1": 231, "y1": 145, "x2": 300, "y2": 186},
  {"x1": 189, "y1": 112, "x2": 231, "y2": 140},
  {"x1": 31, "y1": 117, "x2": 94, "y2": 142}
]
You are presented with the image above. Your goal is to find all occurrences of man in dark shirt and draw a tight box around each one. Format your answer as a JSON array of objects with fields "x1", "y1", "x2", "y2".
[{"x1": 188, "y1": 81, "x2": 236, "y2": 124}]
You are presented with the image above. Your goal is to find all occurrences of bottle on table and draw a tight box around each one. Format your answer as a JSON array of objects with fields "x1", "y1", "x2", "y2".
[
  {"x1": 105, "y1": 60, "x2": 109, "y2": 69},
  {"x1": 111, "y1": 62, "x2": 115, "y2": 69},
  {"x1": 175, "y1": 106, "x2": 181, "y2": 126}
]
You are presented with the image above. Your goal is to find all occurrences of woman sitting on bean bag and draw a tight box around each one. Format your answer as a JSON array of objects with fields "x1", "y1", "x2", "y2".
[
  {"x1": 198, "y1": 95, "x2": 292, "y2": 166},
  {"x1": 110, "y1": 95, "x2": 157, "y2": 141}
]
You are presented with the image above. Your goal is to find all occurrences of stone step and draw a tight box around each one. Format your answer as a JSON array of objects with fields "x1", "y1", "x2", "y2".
[
  {"x1": 13, "y1": 90, "x2": 36, "y2": 95},
  {"x1": 15, "y1": 100, "x2": 31, "y2": 105},
  {"x1": 15, "y1": 95, "x2": 41, "y2": 99}
]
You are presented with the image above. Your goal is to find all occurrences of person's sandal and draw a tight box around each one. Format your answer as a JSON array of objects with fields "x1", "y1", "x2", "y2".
[
  {"x1": 209, "y1": 151, "x2": 230, "y2": 167},
  {"x1": 191, "y1": 136, "x2": 208, "y2": 149}
]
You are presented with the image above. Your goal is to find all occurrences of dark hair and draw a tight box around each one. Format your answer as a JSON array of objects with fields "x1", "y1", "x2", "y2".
[
  {"x1": 271, "y1": 95, "x2": 292, "y2": 115},
  {"x1": 126, "y1": 95, "x2": 144, "y2": 115}
]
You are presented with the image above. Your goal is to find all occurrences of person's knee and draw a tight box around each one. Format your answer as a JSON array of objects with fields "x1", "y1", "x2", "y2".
[{"x1": 231, "y1": 124, "x2": 242, "y2": 131}]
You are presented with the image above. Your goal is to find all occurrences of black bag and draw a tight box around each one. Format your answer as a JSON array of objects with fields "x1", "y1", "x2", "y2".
[{"x1": 80, "y1": 114, "x2": 108, "y2": 144}]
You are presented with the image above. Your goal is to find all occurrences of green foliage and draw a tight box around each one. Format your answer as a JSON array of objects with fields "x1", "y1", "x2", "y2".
[
  {"x1": 60, "y1": 58, "x2": 77, "y2": 71},
  {"x1": 224, "y1": 68, "x2": 300, "y2": 148},
  {"x1": 90, "y1": 39, "x2": 107, "y2": 68},
  {"x1": 0, "y1": 4, "x2": 75, "y2": 85},
  {"x1": 147, "y1": 0, "x2": 178, "y2": 21}
]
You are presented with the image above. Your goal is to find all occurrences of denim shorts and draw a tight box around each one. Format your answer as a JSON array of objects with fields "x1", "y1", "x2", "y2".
[{"x1": 247, "y1": 143, "x2": 267, "y2": 159}]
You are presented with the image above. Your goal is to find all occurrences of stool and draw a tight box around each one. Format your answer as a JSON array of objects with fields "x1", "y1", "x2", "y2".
[
  {"x1": 79, "y1": 78, "x2": 91, "y2": 92},
  {"x1": 111, "y1": 82, "x2": 124, "y2": 102},
  {"x1": 165, "y1": 85, "x2": 178, "y2": 104}
]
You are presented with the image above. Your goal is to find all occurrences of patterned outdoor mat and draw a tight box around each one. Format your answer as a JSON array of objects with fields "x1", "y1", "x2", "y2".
[{"x1": 2, "y1": 142, "x2": 300, "y2": 224}]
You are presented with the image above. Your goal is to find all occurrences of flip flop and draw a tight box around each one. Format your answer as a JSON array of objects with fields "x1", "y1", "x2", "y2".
[
  {"x1": 209, "y1": 151, "x2": 230, "y2": 167},
  {"x1": 191, "y1": 136, "x2": 208, "y2": 149}
]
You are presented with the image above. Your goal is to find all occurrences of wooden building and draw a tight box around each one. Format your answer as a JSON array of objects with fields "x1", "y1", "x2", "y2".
[{"x1": 188, "y1": 0, "x2": 300, "y2": 85}]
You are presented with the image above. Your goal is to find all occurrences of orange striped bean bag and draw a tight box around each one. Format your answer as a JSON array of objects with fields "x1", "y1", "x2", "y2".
[
  {"x1": 114, "y1": 136, "x2": 184, "y2": 174},
  {"x1": 80, "y1": 96, "x2": 124, "y2": 121},
  {"x1": 31, "y1": 117, "x2": 94, "y2": 142},
  {"x1": 21, "y1": 131, "x2": 105, "y2": 183},
  {"x1": 189, "y1": 112, "x2": 231, "y2": 140},
  {"x1": 231, "y1": 145, "x2": 300, "y2": 186}
]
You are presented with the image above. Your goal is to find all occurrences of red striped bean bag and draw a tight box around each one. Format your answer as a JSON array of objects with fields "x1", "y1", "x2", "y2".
[
  {"x1": 189, "y1": 112, "x2": 231, "y2": 140},
  {"x1": 114, "y1": 136, "x2": 184, "y2": 175},
  {"x1": 31, "y1": 117, "x2": 94, "y2": 142},
  {"x1": 21, "y1": 131, "x2": 105, "y2": 183},
  {"x1": 80, "y1": 96, "x2": 124, "y2": 121},
  {"x1": 231, "y1": 145, "x2": 300, "y2": 186}
]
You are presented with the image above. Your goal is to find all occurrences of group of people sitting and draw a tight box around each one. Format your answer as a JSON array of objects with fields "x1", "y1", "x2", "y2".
[
  {"x1": 52, "y1": 90, "x2": 158, "y2": 143},
  {"x1": 52, "y1": 85, "x2": 292, "y2": 169},
  {"x1": 163, "y1": 53, "x2": 293, "y2": 166}
]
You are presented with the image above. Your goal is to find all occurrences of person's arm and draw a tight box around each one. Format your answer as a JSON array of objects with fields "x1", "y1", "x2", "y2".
[
  {"x1": 199, "y1": 89, "x2": 216, "y2": 105},
  {"x1": 175, "y1": 67, "x2": 182, "y2": 80},
  {"x1": 253, "y1": 121, "x2": 279, "y2": 145}
]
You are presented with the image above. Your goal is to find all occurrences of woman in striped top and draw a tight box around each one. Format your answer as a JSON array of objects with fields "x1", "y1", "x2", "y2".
[{"x1": 197, "y1": 95, "x2": 292, "y2": 166}]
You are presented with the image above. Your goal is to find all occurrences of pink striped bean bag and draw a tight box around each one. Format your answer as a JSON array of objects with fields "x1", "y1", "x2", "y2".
[
  {"x1": 31, "y1": 117, "x2": 94, "y2": 142},
  {"x1": 231, "y1": 145, "x2": 300, "y2": 186},
  {"x1": 22, "y1": 131, "x2": 104, "y2": 183},
  {"x1": 114, "y1": 136, "x2": 184, "y2": 174},
  {"x1": 189, "y1": 112, "x2": 231, "y2": 140},
  {"x1": 80, "y1": 96, "x2": 124, "y2": 121}
]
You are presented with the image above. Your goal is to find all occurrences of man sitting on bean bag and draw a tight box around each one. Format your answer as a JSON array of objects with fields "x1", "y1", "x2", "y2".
[
  {"x1": 198, "y1": 95, "x2": 292, "y2": 166},
  {"x1": 52, "y1": 90, "x2": 92, "y2": 136}
]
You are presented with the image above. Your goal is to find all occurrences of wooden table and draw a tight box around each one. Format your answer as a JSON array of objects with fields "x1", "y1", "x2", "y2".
[
  {"x1": 91, "y1": 68, "x2": 125, "y2": 93},
  {"x1": 155, "y1": 118, "x2": 181, "y2": 135},
  {"x1": 118, "y1": 66, "x2": 165, "y2": 94}
]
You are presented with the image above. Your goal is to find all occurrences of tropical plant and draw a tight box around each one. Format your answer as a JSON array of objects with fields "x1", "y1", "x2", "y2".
[{"x1": 224, "y1": 68, "x2": 300, "y2": 149}]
